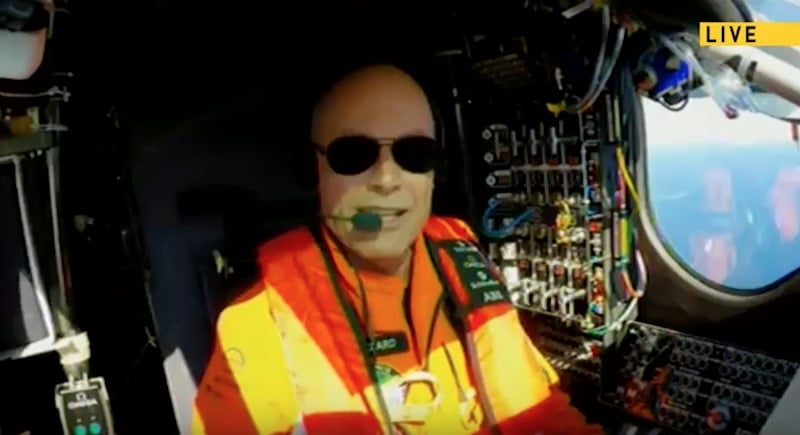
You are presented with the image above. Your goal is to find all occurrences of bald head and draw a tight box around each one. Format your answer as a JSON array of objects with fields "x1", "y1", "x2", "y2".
[
  {"x1": 311, "y1": 64, "x2": 437, "y2": 266},
  {"x1": 311, "y1": 64, "x2": 435, "y2": 145}
]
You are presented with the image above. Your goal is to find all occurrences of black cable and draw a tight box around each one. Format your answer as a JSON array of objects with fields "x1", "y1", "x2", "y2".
[
  {"x1": 0, "y1": 0, "x2": 49, "y2": 32},
  {"x1": 661, "y1": 95, "x2": 690, "y2": 112}
]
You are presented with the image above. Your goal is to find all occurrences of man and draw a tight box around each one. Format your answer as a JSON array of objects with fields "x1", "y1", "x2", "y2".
[{"x1": 192, "y1": 64, "x2": 603, "y2": 434}]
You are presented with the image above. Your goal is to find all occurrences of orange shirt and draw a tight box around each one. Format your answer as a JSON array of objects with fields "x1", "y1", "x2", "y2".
[
  {"x1": 192, "y1": 217, "x2": 604, "y2": 435},
  {"x1": 346, "y1": 241, "x2": 453, "y2": 369},
  {"x1": 341, "y1": 236, "x2": 466, "y2": 434}
]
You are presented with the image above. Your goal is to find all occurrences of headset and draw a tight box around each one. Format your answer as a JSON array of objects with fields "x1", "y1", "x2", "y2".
[{"x1": 291, "y1": 65, "x2": 450, "y2": 232}]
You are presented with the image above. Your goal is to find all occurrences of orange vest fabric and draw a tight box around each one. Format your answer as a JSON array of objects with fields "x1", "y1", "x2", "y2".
[{"x1": 192, "y1": 216, "x2": 603, "y2": 435}]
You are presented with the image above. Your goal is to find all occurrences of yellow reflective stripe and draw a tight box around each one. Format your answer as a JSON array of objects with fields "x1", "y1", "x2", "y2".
[
  {"x1": 215, "y1": 289, "x2": 297, "y2": 434},
  {"x1": 528, "y1": 340, "x2": 560, "y2": 386},
  {"x1": 266, "y1": 288, "x2": 369, "y2": 416},
  {"x1": 190, "y1": 404, "x2": 206, "y2": 435},
  {"x1": 470, "y1": 310, "x2": 552, "y2": 422},
  {"x1": 423, "y1": 341, "x2": 485, "y2": 435}
]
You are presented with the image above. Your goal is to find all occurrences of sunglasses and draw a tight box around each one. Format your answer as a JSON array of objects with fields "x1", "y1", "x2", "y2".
[{"x1": 314, "y1": 135, "x2": 439, "y2": 176}]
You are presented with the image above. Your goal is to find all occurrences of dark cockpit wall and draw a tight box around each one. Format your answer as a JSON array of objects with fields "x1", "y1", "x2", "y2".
[
  {"x1": 129, "y1": 103, "x2": 314, "y2": 429},
  {"x1": 630, "y1": 88, "x2": 800, "y2": 363},
  {"x1": 119, "y1": 1, "x2": 464, "y2": 431}
]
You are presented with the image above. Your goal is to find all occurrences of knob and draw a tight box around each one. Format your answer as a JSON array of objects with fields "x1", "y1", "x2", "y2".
[{"x1": 707, "y1": 405, "x2": 731, "y2": 431}]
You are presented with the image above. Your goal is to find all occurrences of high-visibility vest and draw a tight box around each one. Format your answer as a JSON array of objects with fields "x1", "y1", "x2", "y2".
[{"x1": 193, "y1": 216, "x2": 597, "y2": 435}]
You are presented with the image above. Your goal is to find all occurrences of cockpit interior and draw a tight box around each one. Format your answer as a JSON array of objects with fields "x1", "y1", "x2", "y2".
[{"x1": 2, "y1": 0, "x2": 800, "y2": 433}]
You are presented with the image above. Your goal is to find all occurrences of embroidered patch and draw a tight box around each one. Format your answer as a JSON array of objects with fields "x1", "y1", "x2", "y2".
[{"x1": 440, "y1": 240, "x2": 510, "y2": 309}]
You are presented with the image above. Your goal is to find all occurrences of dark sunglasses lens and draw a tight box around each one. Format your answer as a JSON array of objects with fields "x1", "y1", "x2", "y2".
[
  {"x1": 392, "y1": 137, "x2": 438, "y2": 173},
  {"x1": 326, "y1": 136, "x2": 380, "y2": 175}
]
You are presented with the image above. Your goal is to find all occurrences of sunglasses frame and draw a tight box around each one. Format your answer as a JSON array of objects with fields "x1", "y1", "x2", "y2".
[{"x1": 312, "y1": 135, "x2": 439, "y2": 176}]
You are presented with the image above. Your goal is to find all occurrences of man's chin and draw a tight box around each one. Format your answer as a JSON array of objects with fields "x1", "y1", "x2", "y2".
[
  {"x1": 351, "y1": 243, "x2": 409, "y2": 261},
  {"x1": 347, "y1": 235, "x2": 413, "y2": 260}
]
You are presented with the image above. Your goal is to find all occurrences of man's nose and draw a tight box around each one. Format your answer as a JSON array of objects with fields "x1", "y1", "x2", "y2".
[{"x1": 368, "y1": 146, "x2": 401, "y2": 192}]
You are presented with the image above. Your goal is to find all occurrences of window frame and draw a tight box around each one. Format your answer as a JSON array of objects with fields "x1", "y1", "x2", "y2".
[{"x1": 633, "y1": 92, "x2": 800, "y2": 307}]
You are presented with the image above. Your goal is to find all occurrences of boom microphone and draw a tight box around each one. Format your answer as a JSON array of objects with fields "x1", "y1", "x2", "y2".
[{"x1": 326, "y1": 211, "x2": 383, "y2": 232}]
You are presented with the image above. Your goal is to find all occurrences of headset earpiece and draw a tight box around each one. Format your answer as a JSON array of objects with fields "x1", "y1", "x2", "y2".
[
  {"x1": 291, "y1": 143, "x2": 319, "y2": 190},
  {"x1": 430, "y1": 100, "x2": 448, "y2": 186}
]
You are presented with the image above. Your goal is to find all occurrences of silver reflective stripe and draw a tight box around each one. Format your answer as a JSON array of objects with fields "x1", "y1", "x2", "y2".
[{"x1": 290, "y1": 416, "x2": 307, "y2": 435}]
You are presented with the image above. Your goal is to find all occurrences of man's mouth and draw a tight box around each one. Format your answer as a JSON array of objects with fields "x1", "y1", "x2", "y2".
[{"x1": 357, "y1": 207, "x2": 408, "y2": 217}]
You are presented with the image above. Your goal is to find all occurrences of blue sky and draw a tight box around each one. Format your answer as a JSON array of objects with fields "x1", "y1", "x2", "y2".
[{"x1": 746, "y1": 0, "x2": 800, "y2": 21}]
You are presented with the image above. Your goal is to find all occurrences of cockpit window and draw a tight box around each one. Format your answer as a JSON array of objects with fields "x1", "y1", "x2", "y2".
[
  {"x1": 746, "y1": 0, "x2": 800, "y2": 22},
  {"x1": 642, "y1": 0, "x2": 800, "y2": 292},
  {"x1": 643, "y1": 93, "x2": 800, "y2": 292}
]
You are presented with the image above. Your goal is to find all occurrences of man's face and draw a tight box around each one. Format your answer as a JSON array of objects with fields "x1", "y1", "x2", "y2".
[{"x1": 312, "y1": 66, "x2": 435, "y2": 260}]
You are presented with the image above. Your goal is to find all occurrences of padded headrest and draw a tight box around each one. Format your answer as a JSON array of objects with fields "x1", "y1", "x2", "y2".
[{"x1": 0, "y1": 28, "x2": 45, "y2": 79}]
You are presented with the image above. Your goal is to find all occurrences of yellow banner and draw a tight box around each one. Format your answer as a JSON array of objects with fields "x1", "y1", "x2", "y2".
[{"x1": 698, "y1": 22, "x2": 800, "y2": 46}]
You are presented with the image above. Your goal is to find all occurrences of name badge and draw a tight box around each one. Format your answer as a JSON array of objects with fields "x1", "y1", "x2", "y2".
[{"x1": 367, "y1": 332, "x2": 410, "y2": 357}]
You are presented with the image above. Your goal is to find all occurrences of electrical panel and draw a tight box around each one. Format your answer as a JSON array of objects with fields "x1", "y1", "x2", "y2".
[
  {"x1": 473, "y1": 94, "x2": 639, "y2": 347},
  {"x1": 460, "y1": 5, "x2": 799, "y2": 433},
  {"x1": 600, "y1": 323, "x2": 798, "y2": 434},
  {"x1": 461, "y1": 0, "x2": 643, "y2": 359},
  {"x1": 527, "y1": 314, "x2": 602, "y2": 384}
]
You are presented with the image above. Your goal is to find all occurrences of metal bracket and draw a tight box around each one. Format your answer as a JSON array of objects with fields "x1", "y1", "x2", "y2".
[{"x1": 54, "y1": 332, "x2": 91, "y2": 384}]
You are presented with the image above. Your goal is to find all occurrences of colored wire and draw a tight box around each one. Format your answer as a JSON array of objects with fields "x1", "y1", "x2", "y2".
[
  {"x1": 566, "y1": 6, "x2": 611, "y2": 113},
  {"x1": 481, "y1": 198, "x2": 536, "y2": 239},
  {"x1": 615, "y1": 147, "x2": 642, "y2": 211},
  {"x1": 578, "y1": 27, "x2": 626, "y2": 112},
  {"x1": 565, "y1": 6, "x2": 627, "y2": 114},
  {"x1": 585, "y1": 272, "x2": 639, "y2": 336},
  {"x1": 586, "y1": 146, "x2": 646, "y2": 337}
]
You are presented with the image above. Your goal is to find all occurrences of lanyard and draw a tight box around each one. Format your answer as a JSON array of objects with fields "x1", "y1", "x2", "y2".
[
  {"x1": 309, "y1": 225, "x2": 394, "y2": 433},
  {"x1": 308, "y1": 225, "x2": 496, "y2": 434},
  {"x1": 423, "y1": 238, "x2": 499, "y2": 434}
]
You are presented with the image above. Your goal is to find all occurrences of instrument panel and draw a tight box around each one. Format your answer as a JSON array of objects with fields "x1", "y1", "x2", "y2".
[
  {"x1": 600, "y1": 323, "x2": 797, "y2": 434},
  {"x1": 526, "y1": 318, "x2": 798, "y2": 434},
  {"x1": 480, "y1": 106, "x2": 612, "y2": 328},
  {"x1": 471, "y1": 94, "x2": 639, "y2": 352}
]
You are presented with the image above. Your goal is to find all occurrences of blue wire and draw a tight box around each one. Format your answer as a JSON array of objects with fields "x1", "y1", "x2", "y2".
[
  {"x1": 602, "y1": 146, "x2": 617, "y2": 197},
  {"x1": 482, "y1": 197, "x2": 535, "y2": 239}
]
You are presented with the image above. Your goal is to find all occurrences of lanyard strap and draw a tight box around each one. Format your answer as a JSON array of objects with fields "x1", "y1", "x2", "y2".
[
  {"x1": 306, "y1": 224, "x2": 497, "y2": 434},
  {"x1": 423, "y1": 238, "x2": 500, "y2": 435},
  {"x1": 308, "y1": 224, "x2": 394, "y2": 434}
]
